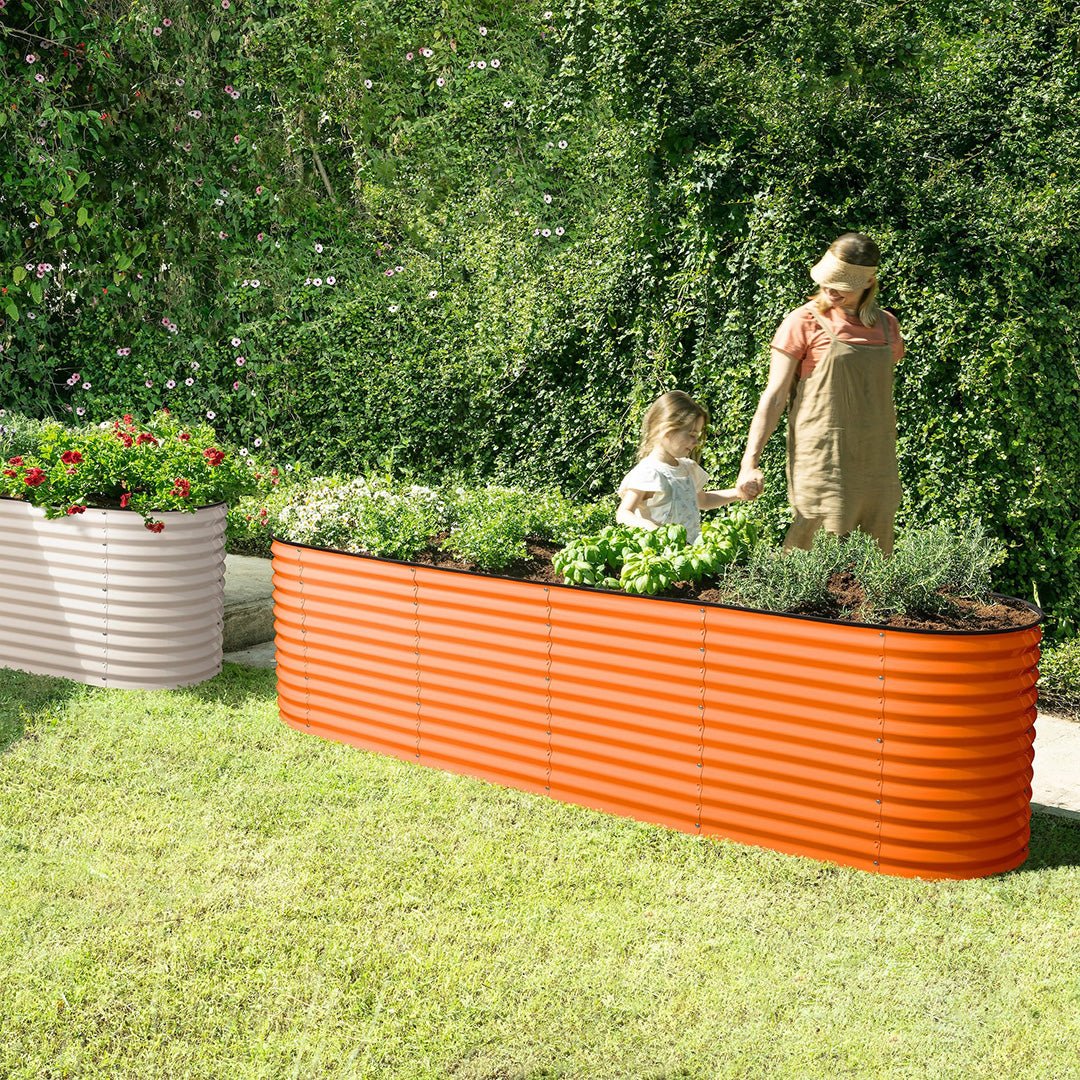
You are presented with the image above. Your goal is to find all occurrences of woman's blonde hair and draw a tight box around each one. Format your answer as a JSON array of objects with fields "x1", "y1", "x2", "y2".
[
  {"x1": 811, "y1": 232, "x2": 882, "y2": 327},
  {"x1": 638, "y1": 390, "x2": 709, "y2": 461}
]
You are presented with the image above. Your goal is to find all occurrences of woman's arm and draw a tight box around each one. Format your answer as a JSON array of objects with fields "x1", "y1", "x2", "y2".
[
  {"x1": 736, "y1": 348, "x2": 801, "y2": 498},
  {"x1": 616, "y1": 489, "x2": 659, "y2": 530}
]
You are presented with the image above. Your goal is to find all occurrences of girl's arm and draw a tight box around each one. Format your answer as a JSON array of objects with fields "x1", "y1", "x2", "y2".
[
  {"x1": 616, "y1": 489, "x2": 659, "y2": 530},
  {"x1": 697, "y1": 487, "x2": 743, "y2": 510}
]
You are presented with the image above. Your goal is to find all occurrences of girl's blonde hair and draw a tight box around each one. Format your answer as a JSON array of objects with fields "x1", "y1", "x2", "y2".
[
  {"x1": 811, "y1": 232, "x2": 882, "y2": 327},
  {"x1": 638, "y1": 390, "x2": 709, "y2": 461}
]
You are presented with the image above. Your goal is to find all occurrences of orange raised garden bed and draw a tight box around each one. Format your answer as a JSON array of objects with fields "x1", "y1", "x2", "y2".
[{"x1": 271, "y1": 539, "x2": 1042, "y2": 880}]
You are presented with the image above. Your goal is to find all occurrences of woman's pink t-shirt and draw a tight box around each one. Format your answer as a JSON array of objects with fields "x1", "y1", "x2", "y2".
[{"x1": 771, "y1": 303, "x2": 905, "y2": 379}]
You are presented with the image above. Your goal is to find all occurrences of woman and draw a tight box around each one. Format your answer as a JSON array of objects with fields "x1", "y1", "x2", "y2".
[{"x1": 736, "y1": 232, "x2": 905, "y2": 553}]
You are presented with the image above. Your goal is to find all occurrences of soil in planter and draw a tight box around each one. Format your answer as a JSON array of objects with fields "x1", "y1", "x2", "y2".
[{"x1": 402, "y1": 538, "x2": 1037, "y2": 632}]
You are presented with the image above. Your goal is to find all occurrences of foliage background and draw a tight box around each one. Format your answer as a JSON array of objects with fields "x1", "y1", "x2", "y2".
[{"x1": 2, "y1": 0, "x2": 1078, "y2": 635}]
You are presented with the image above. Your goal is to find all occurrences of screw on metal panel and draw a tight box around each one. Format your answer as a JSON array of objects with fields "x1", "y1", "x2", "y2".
[
  {"x1": 876, "y1": 737, "x2": 883, "y2": 743},
  {"x1": 878, "y1": 674, "x2": 884, "y2": 680},
  {"x1": 876, "y1": 799, "x2": 882, "y2": 804},
  {"x1": 873, "y1": 860, "x2": 879, "y2": 866}
]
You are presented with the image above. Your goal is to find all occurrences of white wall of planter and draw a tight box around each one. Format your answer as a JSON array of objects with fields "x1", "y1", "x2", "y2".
[{"x1": 0, "y1": 499, "x2": 227, "y2": 689}]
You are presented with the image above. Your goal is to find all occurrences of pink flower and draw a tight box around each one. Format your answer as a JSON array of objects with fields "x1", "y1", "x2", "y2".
[
  {"x1": 405, "y1": 52, "x2": 414, "y2": 61},
  {"x1": 185, "y1": 377, "x2": 194, "y2": 386},
  {"x1": 161, "y1": 317, "x2": 170, "y2": 326},
  {"x1": 236, "y1": 357, "x2": 245, "y2": 366},
  {"x1": 491, "y1": 59, "x2": 501, "y2": 68},
  {"x1": 35, "y1": 73, "x2": 45, "y2": 83},
  {"x1": 233, "y1": 134, "x2": 241, "y2": 144},
  {"x1": 206, "y1": 410, "x2": 216, "y2": 420},
  {"x1": 221, "y1": 0, "x2": 230, "y2": 7},
  {"x1": 479, "y1": 25, "x2": 488, "y2": 36},
  {"x1": 232, "y1": 380, "x2": 240, "y2": 390},
  {"x1": 166, "y1": 379, "x2": 176, "y2": 389},
  {"x1": 225, "y1": 84, "x2": 234, "y2": 94},
  {"x1": 25, "y1": 53, "x2": 37, "y2": 64},
  {"x1": 437, "y1": 77, "x2": 446, "y2": 87},
  {"x1": 82, "y1": 382, "x2": 91, "y2": 390},
  {"x1": 153, "y1": 26, "x2": 162, "y2": 36},
  {"x1": 163, "y1": 17, "x2": 172, "y2": 26},
  {"x1": 384, "y1": 268, "x2": 394, "y2": 276},
  {"x1": 314, "y1": 242, "x2": 323, "y2": 253},
  {"x1": 231, "y1": 337, "x2": 241, "y2": 346},
  {"x1": 145, "y1": 380, "x2": 153, "y2": 388},
  {"x1": 255, "y1": 185, "x2": 263, "y2": 195},
  {"x1": 76, "y1": 407, "x2": 86, "y2": 416},
  {"x1": 326, "y1": 275, "x2": 336, "y2": 285}
]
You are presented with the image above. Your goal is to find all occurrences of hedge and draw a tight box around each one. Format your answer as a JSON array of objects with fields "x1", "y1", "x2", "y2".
[{"x1": 2, "y1": 0, "x2": 1078, "y2": 636}]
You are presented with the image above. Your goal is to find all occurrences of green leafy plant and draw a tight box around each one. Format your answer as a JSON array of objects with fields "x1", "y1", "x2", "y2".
[
  {"x1": 1037, "y1": 638, "x2": 1080, "y2": 719},
  {"x1": 0, "y1": 410, "x2": 256, "y2": 531},
  {"x1": 553, "y1": 512, "x2": 758, "y2": 596}
]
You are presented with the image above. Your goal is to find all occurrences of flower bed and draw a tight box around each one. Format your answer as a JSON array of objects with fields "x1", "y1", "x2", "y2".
[
  {"x1": 272, "y1": 535, "x2": 1042, "y2": 880},
  {"x1": 1, "y1": 499, "x2": 227, "y2": 689}
]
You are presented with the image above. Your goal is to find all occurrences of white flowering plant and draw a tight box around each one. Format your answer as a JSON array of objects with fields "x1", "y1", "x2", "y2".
[{"x1": 272, "y1": 474, "x2": 610, "y2": 570}]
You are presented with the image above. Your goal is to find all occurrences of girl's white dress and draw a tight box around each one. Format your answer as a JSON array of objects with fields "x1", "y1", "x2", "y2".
[{"x1": 618, "y1": 453, "x2": 708, "y2": 541}]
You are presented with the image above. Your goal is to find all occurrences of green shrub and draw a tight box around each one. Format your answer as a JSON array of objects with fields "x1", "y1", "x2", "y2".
[
  {"x1": 714, "y1": 526, "x2": 1004, "y2": 622},
  {"x1": 1039, "y1": 639, "x2": 1080, "y2": 719}
]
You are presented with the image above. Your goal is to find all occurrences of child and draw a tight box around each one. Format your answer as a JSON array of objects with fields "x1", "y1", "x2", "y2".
[{"x1": 616, "y1": 390, "x2": 744, "y2": 543}]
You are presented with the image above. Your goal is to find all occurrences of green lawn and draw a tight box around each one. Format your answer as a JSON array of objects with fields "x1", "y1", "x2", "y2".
[{"x1": 1, "y1": 666, "x2": 1078, "y2": 1080}]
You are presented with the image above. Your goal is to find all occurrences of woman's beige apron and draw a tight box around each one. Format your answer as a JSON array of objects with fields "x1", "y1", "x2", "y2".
[{"x1": 785, "y1": 306, "x2": 901, "y2": 554}]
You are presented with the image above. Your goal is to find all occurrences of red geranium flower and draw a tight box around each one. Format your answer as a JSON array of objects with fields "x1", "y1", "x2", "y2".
[
  {"x1": 178, "y1": 432, "x2": 191, "y2": 442},
  {"x1": 66, "y1": 504, "x2": 86, "y2": 515},
  {"x1": 2, "y1": 469, "x2": 16, "y2": 478},
  {"x1": 144, "y1": 520, "x2": 166, "y2": 533},
  {"x1": 23, "y1": 468, "x2": 47, "y2": 487},
  {"x1": 7, "y1": 456, "x2": 23, "y2": 466},
  {"x1": 116, "y1": 432, "x2": 134, "y2": 447},
  {"x1": 60, "y1": 450, "x2": 83, "y2": 465},
  {"x1": 203, "y1": 448, "x2": 225, "y2": 467},
  {"x1": 170, "y1": 477, "x2": 191, "y2": 498},
  {"x1": 119, "y1": 493, "x2": 131, "y2": 508},
  {"x1": 135, "y1": 432, "x2": 157, "y2": 445}
]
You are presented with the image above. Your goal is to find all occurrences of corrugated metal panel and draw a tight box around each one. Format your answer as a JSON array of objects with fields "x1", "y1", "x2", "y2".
[
  {"x1": 273, "y1": 539, "x2": 1042, "y2": 879},
  {"x1": 0, "y1": 499, "x2": 226, "y2": 689}
]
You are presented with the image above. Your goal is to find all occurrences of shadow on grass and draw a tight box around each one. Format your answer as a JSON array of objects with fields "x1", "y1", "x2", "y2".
[
  {"x1": 185, "y1": 662, "x2": 278, "y2": 709},
  {"x1": 0, "y1": 668, "x2": 85, "y2": 753},
  {"x1": 1020, "y1": 810, "x2": 1080, "y2": 872}
]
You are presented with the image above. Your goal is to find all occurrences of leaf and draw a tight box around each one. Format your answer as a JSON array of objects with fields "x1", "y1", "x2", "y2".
[
  {"x1": 45, "y1": 220, "x2": 61, "y2": 239},
  {"x1": 211, "y1": 26, "x2": 220, "y2": 43},
  {"x1": 30, "y1": 282, "x2": 43, "y2": 304},
  {"x1": 2, "y1": 299, "x2": 17, "y2": 321},
  {"x1": 12, "y1": 266, "x2": 26, "y2": 284},
  {"x1": 77, "y1": 207, "x2": 89, "y2": 227},
  {"x1": 42, "y1": 199, "x2": 56, "y2": 217}
]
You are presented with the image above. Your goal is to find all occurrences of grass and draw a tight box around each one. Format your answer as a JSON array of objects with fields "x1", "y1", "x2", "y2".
[{"x1": 1, "y1": 666, "x2": 1078, "y2": 1080}]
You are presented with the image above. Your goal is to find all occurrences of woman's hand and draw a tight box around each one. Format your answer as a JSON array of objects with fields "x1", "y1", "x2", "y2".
[{"x1": 736, "y1": 466, "x2": 764, "y2": 500}]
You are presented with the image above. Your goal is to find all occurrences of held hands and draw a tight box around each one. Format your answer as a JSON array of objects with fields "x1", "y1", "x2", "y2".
[{"x1": 736, "y1": 465, "x2": 764, "y2": 501}]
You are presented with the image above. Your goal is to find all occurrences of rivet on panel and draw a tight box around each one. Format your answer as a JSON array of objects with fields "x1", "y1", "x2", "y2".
[
  {"x1": 876, "y1": 799, "x2": 882, "y2": 804},
  {"x1": 876, "y1": 737, "x2": 883, "y2": 743}
]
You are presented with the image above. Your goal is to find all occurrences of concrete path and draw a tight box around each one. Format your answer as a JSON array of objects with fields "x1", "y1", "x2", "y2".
[{"x1": 221, "y1": 553, "x2": 1080, "y2": 817}]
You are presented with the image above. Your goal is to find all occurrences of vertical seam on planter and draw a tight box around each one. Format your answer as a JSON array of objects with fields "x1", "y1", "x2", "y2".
[
  {"x1": 695, "y1": 607, "x2": 707, "y2": 831},
  {"x1": 874, "y1": 629, "x2": 887, "y2": 869},
  {"x1": 101, "y1": 507, "x2": 109, "y2": 687},
  {"x1": 544, "y1": 586, "x2": 553, "y2": 794},
  {"x1": 297, "y1": 547, "x2": 311, "y2": 729},
  {"x1": 412, "y1": 566, "x2": 422, "y2": 761}
]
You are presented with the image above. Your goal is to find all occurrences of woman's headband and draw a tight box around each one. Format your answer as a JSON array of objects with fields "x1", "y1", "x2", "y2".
[{"x1": 810, "y1": 250, "x2": 877, "y2": 292}]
